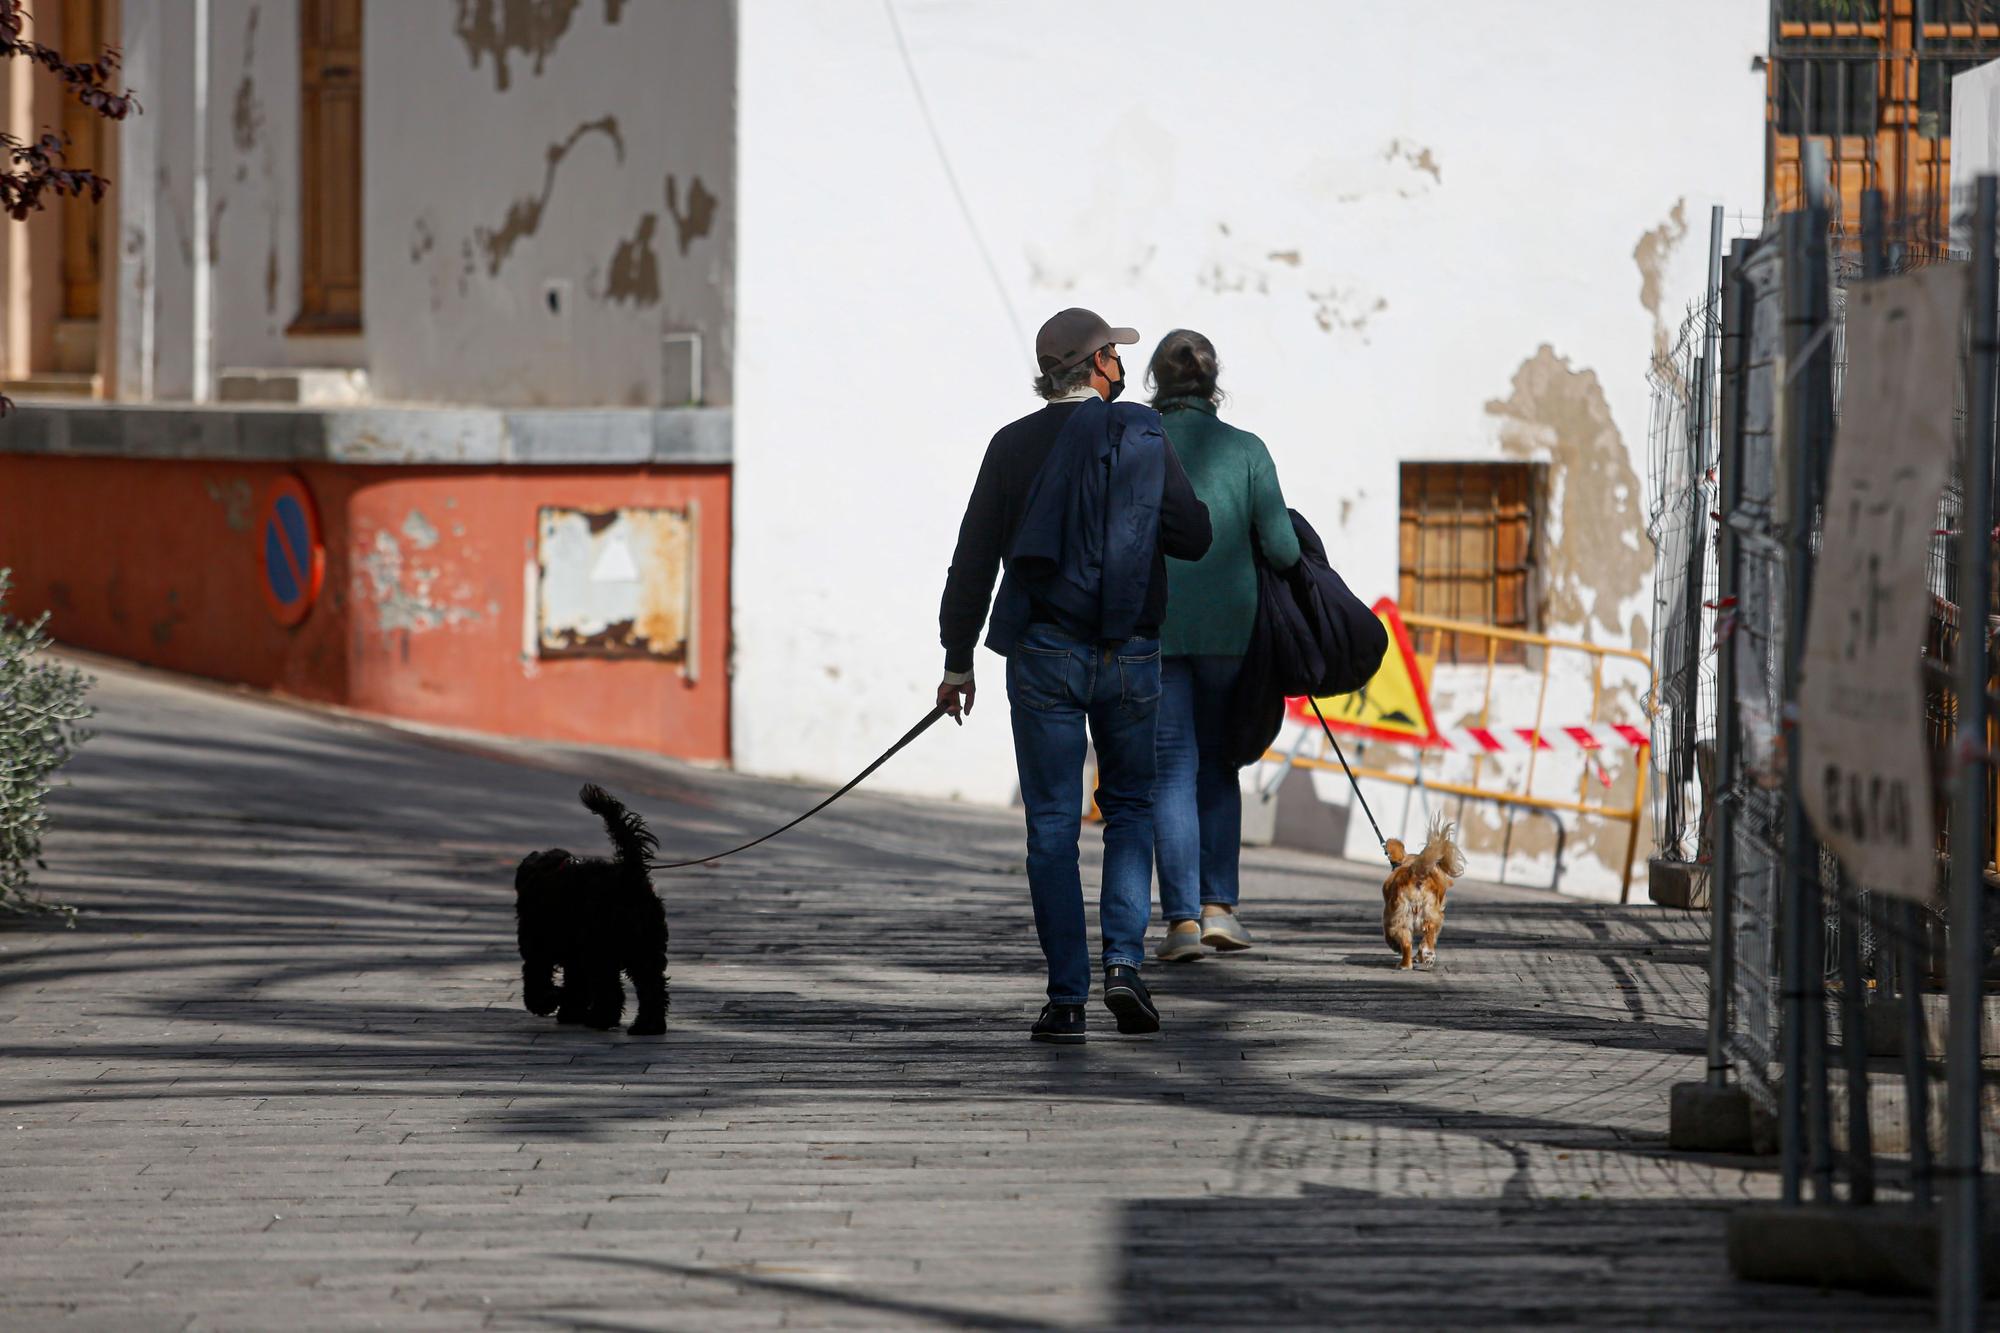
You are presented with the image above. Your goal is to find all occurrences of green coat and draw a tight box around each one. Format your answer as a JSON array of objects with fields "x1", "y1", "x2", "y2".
[{"x1": 1157, "y1": 398, "x2": 1301, "y2": 658}]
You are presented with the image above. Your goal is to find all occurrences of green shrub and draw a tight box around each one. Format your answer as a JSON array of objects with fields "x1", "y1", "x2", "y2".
[{"x1": 0, "y1": 569, "x2": 92, "y2": 920}]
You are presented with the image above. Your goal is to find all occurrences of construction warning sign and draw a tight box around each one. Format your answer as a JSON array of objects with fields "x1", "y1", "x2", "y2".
[{"x1": 1290, "y1": 598, "x2": 1440, "y2": 744}]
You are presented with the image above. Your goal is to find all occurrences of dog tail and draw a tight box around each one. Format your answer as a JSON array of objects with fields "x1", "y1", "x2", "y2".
[
  {"x1": 580, "y1": 783, "x2": 659, "y2": 868},
  {"x1": 1407, "y1": 814, "x2": 1466, "y2": 883}
]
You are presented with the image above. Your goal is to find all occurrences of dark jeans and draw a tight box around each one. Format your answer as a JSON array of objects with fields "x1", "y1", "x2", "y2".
[
  {"x1": 1006, "y1": 625, "x2": 1162, "y2": 1005},
  {"x1": 1155, "y1": 654, "x2": 1244, "y2": 922}
]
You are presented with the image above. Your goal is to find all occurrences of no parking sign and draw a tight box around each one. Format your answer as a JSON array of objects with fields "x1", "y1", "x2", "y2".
[{"x1": 260, "y1": 476, "x2": 325, "y2": 627}]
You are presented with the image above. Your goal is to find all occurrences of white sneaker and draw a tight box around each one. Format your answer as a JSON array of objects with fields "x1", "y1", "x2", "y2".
[
  {"x1": 1156, "y1": 921, "x2": 1204, "y2": 963},
  {"x1": 1200, "y1": 911, "x2": 1253, "y2": 951}
]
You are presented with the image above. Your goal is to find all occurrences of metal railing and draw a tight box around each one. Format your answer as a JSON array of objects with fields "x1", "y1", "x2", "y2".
[
  {"x1": 1265, "y1": 612, "x2": 1655, "y2": 899},
  {"x1": 1647, "y1": 212, "x2": 1727, "y2": 887}
]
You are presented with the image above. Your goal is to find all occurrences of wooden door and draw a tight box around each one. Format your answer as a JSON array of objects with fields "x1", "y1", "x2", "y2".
[
  {"x1": 296, "y1": 0, "x2": 361, "y2": 330},
  {"x1": 59, "y1": 0, "x2": 105, "y2": 322}
]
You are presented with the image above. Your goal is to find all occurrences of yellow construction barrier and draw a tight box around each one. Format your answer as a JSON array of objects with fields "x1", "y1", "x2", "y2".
[{"x1": 1267, "y1": 607, "x2": 1656, "y2": 901}]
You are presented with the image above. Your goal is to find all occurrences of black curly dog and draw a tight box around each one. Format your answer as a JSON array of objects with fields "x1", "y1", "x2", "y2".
[{"x1": 514, "y1": 784, "x2": 669, "y2": 1036}]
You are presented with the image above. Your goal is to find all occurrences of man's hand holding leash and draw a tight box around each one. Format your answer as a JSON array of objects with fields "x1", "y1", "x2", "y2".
[{"x1": 937, "y1": 674, "x2": 975, "y2": 724}]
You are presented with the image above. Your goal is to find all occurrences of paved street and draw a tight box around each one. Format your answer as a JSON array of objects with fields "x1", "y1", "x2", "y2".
[{"x1": 1, "y1": 656, "x2": 1928, "y2": 1330}]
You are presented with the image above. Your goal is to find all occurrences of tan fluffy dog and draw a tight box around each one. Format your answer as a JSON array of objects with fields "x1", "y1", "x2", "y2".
[{"x1": 1381, "y1": 817, "x2": 1467, "y2": 969}]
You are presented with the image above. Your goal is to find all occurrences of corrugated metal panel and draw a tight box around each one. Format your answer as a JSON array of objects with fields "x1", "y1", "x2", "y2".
[{"x1": 536, "y1": 506, "x2": 693, "y2": 659}]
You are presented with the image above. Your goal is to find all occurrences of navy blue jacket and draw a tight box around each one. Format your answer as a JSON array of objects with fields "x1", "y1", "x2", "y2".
[
  {"x1": 1224, "y1": 509, "x2": 1389, "y2": 767},
  {"x1": 940, "y1": 399, "x2": 1211, "y2": 672}
]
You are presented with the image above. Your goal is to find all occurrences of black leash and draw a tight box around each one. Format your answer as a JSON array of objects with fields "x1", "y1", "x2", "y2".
[
  {"x1": 1305, "y1": 695, "x2": 1392, "y2": 863},
  {"x1": 647, "y1": 704, "x2": 950, "y2": 871}
]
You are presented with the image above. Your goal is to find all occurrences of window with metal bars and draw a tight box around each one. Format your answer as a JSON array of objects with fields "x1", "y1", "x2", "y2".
[
  {"x1": 1926, "y1": 0, "x2": 2000, "y2": 25},
  {"x1": 1916, "y1": 55, "x2": 1990, "y2": 138},
  {"x1": 1773, "y1": 54, "x2": 1882, "y2": 137},
  {"x1": 1778, "y1": 0, "x2": 1881, "y2": 19},
  {"x1": 1397, "y1": 462, "x2": 1540, "y2": 664}
]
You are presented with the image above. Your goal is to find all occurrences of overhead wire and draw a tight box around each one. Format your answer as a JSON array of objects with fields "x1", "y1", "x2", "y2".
[{"x1": 882, "y1": 0, "x2": 1028, "y2": 350}]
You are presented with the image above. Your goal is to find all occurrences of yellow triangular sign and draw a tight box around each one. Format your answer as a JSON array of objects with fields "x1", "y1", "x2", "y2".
[{"x1": 1288, "y1": 598, "x2": 1440, "y2": 745}]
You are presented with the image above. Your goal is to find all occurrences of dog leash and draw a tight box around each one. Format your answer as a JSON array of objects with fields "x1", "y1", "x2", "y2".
[
  {"x1": 646, "y1": 704, "x2": 950, "y2": 871},
  {"x1": 648, "y1": 694, "x2": 1389, "y2": 871},
  {"x1": 1305, "y1": 695, "x2": 1394, "y2": 864}
]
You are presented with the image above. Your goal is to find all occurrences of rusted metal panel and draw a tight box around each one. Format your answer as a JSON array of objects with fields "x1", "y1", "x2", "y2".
[{"x1": 536, "y1": 506, "x2": 693, "y2": 659}]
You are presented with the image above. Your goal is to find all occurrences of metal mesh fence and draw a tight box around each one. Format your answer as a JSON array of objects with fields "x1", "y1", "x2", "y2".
[
  {"x1": 1718, "y1": 232, "x2": 1789, "y2": 1111},
  {"x1": 1646, "y1": 300, "x2": 1722, "y2": 869},
  {"x1": 1669, "y1": 199, "x2": 1997, "y2": 1236},
  {"x1": 1818, "y1": 241, "x2": 1980, "y2": 1209}
]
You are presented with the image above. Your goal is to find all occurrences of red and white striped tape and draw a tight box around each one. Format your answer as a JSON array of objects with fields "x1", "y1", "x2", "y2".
[{"x1": 1436, "y1": 724, "x2": 1650, "y2": 754}]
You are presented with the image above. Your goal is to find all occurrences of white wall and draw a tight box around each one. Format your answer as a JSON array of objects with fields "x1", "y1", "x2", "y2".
[
  {"x1": 733, "y1": 0, "x2": 1767, "y2": 897},
  {"x1": 1952, "y1": 57, "x2": 2000, "y2": 251},
  {"x1": 209, "y1": 0, "x2": 300, "y2": 374},
  {"x1": 116, "y1": 0, "x2": 736, "y2": 407},
  {"x1": 113, "y1": 0, "x2": 202, "y2": 400},
  {"x1": 86, "y1": 0, "x2": 1766, "y2": 896}
]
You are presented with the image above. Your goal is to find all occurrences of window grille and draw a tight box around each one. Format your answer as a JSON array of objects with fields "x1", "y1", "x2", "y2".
[{"x1": 1397, "y1": 462, "x2": 1540, "y2": 664}]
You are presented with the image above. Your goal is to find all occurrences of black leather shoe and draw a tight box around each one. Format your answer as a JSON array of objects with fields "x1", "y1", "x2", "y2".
[
  {"x1": 1031, "y1": 1002, "x2": 1086, "y2": 1044},
  {"x1": 1103, "y1": 965, "x2": 1161, "y2": 1034}
]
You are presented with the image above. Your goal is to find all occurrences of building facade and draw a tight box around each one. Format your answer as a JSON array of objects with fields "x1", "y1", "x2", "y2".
[
  {"x1": 1, "y1": 0, "x2": 737, "y2": 759},
  {"x1": 731, "y1": 0, "x2": 1766, "y2": 898},
  {"x1": 2, "y1": 1, "x2": 1770, "y2": 897},
  {"x1": 1767, "y1": 0, "x2": 2000, "y2": 245}
]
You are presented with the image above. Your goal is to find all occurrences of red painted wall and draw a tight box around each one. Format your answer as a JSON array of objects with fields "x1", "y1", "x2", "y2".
[{"x1": 0, "y1": 457, "x2": 731, "y2": 761}]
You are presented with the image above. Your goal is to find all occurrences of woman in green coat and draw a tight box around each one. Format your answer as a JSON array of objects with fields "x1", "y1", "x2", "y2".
[{"x1": 1147, "y1": 330, "x2": 1301, "y2": 961}]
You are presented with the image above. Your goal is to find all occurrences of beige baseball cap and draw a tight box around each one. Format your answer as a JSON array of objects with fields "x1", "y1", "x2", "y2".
[{"x1": 1035, "y1": 307, "x2": 1139, "y2": 373}]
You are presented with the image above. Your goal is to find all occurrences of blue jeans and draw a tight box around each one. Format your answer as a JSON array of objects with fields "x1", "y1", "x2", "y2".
[
  {"x1": 1155, "y1": 654, "x2": 1244, "y2": 923},
  {"x1": 1007, "y1": 625, "x2": 1162, "y2": 1005}
]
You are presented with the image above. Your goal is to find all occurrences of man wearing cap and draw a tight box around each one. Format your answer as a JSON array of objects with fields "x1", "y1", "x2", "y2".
[{"x1": 937, "y1": 308, "x2": 1212, "y2": 1043}]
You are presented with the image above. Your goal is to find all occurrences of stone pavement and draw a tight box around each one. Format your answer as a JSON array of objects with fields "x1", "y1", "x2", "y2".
[{"x1": 1, "y1": 657, "x2": 1932, "y2": 1330}]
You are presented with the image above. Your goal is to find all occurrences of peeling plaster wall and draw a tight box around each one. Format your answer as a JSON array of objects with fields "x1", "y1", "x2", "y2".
[
  {"x1": 364, "y1": 1, "x2": 735, "y2": 406},
  {"x1": 108, "y1": 0, "x2": 733, "y2": 405},
  {"x1": 733, "y1": 0, "x2": 1766, "y2": 899},
  {"x1": 112, "y1": 0, "x2": 289, "y2": 395},
  {"x1": 207, "y1": 0, "x2": 301, "y2": 369},
  {"x1": 0, "y1": 452, "x2": 732, "y2": 760},
  {"x1": 112, "y1": 0, "x2": 203, "y2": 400}
]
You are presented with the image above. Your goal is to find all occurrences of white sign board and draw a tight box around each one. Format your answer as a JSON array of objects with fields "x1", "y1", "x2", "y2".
[
  {"x1": 1799, "y1": 266, "x2": 1966, "y2": 904},
  {"x1": 1951, "y1": 58, "x2": 2000, "y2": 253}
]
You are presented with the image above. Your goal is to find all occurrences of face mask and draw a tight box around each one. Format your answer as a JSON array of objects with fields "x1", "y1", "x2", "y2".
[{"x1": 1104, "y1": 353, "x2": 1126, "y2": 401}]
